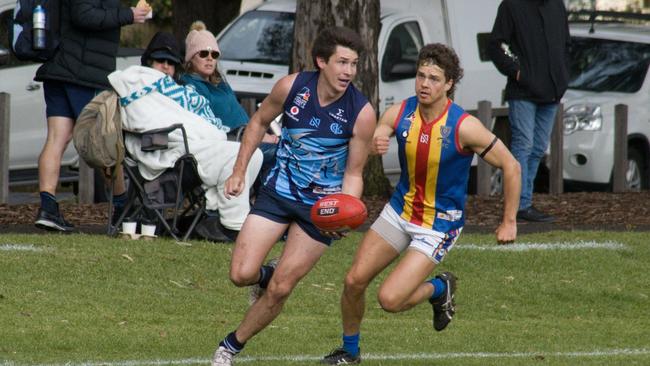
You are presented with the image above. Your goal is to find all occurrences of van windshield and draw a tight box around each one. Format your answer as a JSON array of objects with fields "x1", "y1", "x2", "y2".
[
  {"x1": 218, "y1": 10, "x2": 295, "y2": 65},
  {"x1": 568, "y1": 37, "x2": 650, "y2": 93}
]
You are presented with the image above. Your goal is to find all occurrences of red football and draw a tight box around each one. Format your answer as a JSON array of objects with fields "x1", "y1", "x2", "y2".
[{"x1": 310, "y1": 193, "x2": 368, "y2": 231}]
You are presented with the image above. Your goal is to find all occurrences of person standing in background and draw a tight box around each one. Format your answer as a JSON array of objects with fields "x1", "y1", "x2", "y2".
[
  {"x1": 487, "y1": 0, "x2": 570, "y2": 223},
  {"x1": 34, "y1": 0, "x2": 147, "y2": 232}
]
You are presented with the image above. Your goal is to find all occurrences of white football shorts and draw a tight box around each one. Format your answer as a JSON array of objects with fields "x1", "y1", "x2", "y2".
[{"x1": 370, "y1": 204, "x2": 461, "y2": 264}]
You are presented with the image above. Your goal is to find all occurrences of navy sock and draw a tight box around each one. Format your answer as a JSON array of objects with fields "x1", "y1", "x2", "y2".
[
  {"x1": 219, "y1": 331, "x2": 245, "y2": 354},
  {"x1": 342, "y1": 333, "x2": 360, "y2": 357},
  {"x1": 258, "y1": 264, "x2": 275, "y2": 289},
  {"x1": 429, "y1": 277, "x2": 446, "y2": 301},
  {"x1": 39, "y1": 191, "x2": 58, "y2": 214},
  {"x1": 112, "y1": 192, "x2": 128, "y2": 208}
]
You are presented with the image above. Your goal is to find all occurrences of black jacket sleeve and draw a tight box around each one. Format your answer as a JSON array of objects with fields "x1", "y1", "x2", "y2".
[
  {"x1": 487, "y1": 1, "x2": 519, "y2": 80},
  {"x1": 69, "y1": 0, "x2": 134, "y2": 31}
]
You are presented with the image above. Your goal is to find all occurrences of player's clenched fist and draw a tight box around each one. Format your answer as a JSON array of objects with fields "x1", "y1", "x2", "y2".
[{"x1": 373, "y1": 135, "x2": 390, "y2": 155}]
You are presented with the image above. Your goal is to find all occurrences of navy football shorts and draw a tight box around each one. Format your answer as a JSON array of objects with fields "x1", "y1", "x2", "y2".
[{"x1": 251, "y1": 186, "x2": 333, "y2": 246}]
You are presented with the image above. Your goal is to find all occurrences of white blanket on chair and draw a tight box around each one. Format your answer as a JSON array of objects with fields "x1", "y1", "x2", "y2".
[{"x1": 108, "y1": 66, "x2": 262, "y2": 230}]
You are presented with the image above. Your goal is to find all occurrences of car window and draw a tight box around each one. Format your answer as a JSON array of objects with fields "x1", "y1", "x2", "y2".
[
  {"x1": 0, "y1": 9, "x2": 35, "y2": 69},
  {"x1": 218, "y1": 10, "x2": 295, "y2": 65},
  {"x1": 569, "y1": 36, "x2": 650, "y2": 93},
  {"x1": 381, "y1": 21, "x2": 423, "y2": 82}
]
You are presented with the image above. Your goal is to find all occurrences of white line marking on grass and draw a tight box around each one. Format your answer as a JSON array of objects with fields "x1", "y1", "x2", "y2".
[
  {"x1": 459, "y1": 240, "x2": 625, "y2": 251},
  {"x1": 0, "y1": 244, "x2": 47, "y2": 252},
  {"x1": 7, "y1": 348, "x2": 650, "y2": 366}
]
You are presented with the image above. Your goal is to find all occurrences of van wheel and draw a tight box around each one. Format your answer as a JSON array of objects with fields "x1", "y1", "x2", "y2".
[{"x1": 626, "y1": 147, "x2": 647, "y2": 191}]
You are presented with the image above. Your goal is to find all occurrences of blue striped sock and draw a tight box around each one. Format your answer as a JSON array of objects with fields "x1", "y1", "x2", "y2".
[
  {"x1": 342, "y1": 333, "x2": 360, "y2": 357},
  {"x1": 219, "y1": 331, "x2": 245, "y2": 354},
  {"x1": 429, "y1": 277, "x2": 446, "y2": 301}
]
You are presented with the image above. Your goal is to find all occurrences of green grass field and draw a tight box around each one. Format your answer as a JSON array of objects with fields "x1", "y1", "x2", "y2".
[{"x1": 1, "y1": 231, "x2": 649, "y2": 365}]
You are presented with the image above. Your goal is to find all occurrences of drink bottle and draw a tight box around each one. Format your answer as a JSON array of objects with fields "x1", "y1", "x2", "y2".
[{"x1": 33, "y1": 4, "x2": 46, "y2": 50}]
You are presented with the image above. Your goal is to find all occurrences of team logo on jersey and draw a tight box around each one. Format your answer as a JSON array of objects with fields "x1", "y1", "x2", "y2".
[
  {"x1": 329, "y1": 108, "x2": 348, "y2": 123},
  {"x1": 293, "y1": 87, "x2": 311, "y2": 108},
  {"x1": 290, "y1": 106, "x2": 299, "y2": 115},
  {"x1": 330, "y1": 123, "x2": 343, "y2": 135},
  {"x1": 439, "y1": 125, "x2": 451, "y2": 148},
  {"x1": 310, "y1": 116, "x2": 321, "y2": 128},
  {"x1": 420, "y1": 134, "x2": 430, "y2": 144},
  {"x1": 405, "y1": 112, "x2": 415, "y2": 124}
]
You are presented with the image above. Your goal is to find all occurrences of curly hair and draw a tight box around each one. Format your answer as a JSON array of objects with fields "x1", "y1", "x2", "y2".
[{"x1": 417, "y1": 43, "x2": 464, "y2": 98}]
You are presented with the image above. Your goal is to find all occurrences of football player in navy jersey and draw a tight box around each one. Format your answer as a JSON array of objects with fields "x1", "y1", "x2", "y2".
[{"x1": 210, "y1": 27, "x2": 376, "y2": 366}]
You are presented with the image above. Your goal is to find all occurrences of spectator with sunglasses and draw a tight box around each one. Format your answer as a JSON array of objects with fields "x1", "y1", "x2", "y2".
[
  {"x1": 181, "y1": 21, "x2": 279, "y2": 198},
  {"x1": 181, "y1": 21, "x2": 259, "y2": 135},
  {"x1": 108, "y1": 31, "x2": 257, "y2": 244}
]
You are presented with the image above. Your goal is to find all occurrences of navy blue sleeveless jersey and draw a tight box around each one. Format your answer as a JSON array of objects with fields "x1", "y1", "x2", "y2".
[{"x1": 263, "y1": 71, "x2": 368, "y2": 205}]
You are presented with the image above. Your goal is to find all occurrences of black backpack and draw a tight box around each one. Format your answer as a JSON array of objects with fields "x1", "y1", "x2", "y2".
[{"x1": 12, "y1": 0, "x2": 61, "y2": 62}]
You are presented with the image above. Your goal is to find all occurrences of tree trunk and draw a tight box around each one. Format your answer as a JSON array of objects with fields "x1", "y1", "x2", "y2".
[
  {"x1": 171, "y1": 1, "x2": 241, "y2": 48},
  {"x1": 293, "y1": 0, "x2": 391, "y2": 198}
]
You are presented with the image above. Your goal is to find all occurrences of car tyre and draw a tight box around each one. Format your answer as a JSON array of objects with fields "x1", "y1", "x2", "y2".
[{"x1": 626, "y1": 147, "x2": 648, "y2": 192}]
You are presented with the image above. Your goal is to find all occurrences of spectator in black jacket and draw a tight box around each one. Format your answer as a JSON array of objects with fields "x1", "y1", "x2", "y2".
[
  {"x1": 33, "y1": 0, "x2": 148, "y2": 232},
  {"x1": 487, "y1": 0, "x2": 570, "y2": 223}
]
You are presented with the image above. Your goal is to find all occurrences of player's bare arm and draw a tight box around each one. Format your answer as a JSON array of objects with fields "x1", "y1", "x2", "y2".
[
  {"x1": 458, "y1": 115, "x2": 521, "y2": 244},
  {"x1": 371, "y1": 103, "x2": 400, "y2": 155},
  {"x1": 341, "y1": 103, "x2": 377, "y2": 198},
  {"x1": 225, "y1": 73, "x2": 297, "y2": 198}
]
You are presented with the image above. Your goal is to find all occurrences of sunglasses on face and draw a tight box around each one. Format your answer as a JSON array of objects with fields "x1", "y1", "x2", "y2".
[
  {"x1": 198, "y1": 50, "x2": 219, "y2": 59},
  {"x1": 152, "y1": 58, "x2": 176, "y2": 66}
]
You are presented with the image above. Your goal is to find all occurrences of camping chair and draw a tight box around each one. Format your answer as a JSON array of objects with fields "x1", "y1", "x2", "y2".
[{"x1": 108, "y1": 123, "x2": 206, "y2": 241}]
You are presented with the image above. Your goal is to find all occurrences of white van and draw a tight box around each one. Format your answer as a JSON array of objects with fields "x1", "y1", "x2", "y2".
[{"x1": 216, "y1": 0, "x2": 506, "y2": 183}]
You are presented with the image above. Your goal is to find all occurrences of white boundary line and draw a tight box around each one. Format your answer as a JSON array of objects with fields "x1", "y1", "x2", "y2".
[
  {"x1": 0, "y1": 244, "x2": 47, "y2": 252},
  {"x1": 3, "y1": 348, "x2": 650, "y2": 365},
  {"x1": 459, "y1": 240, "x2": 625, "y2": 251}
]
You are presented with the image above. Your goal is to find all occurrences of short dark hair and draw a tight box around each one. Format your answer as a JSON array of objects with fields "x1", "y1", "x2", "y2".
[
  {"x1": 311, "y1": 26, "x2": 364, "y2": 68},
  {"x1": 417, "y1": 43, "x2": 464, "y2": 98}
]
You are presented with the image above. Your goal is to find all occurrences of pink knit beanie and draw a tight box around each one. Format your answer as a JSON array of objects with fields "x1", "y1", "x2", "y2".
[{"x1": 185, "y1": 21, "x2": 220, "y2": 63}]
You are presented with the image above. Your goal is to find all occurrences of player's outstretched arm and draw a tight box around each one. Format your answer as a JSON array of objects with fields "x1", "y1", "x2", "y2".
[
  {"x1": 341, "y1": 103, "x2": 377, "y2": 198},
  {"x1": 224, "y1": 73, "x2": 296, "y2": 198},
  {"x1": 458, "y1": 116, "x2": 521, "y2": 244}
]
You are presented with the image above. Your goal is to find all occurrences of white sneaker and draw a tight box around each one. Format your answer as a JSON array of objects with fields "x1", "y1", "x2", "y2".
[
  {"x1": 248, "y1": 257, "x2": 279, "y2": 305},
  {"x1": 212, "y1": 346, "x2": 235, "y2": 366}
]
